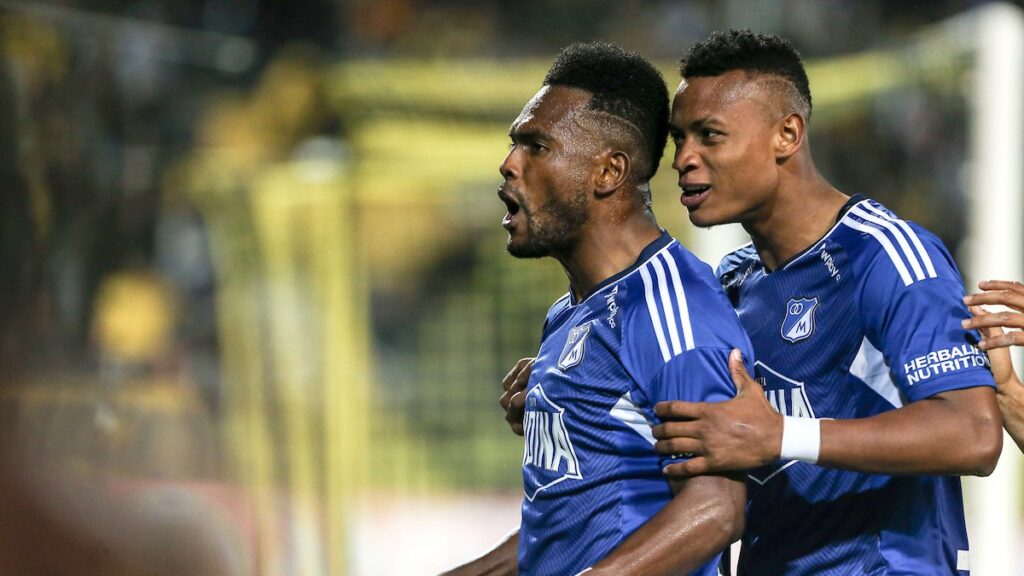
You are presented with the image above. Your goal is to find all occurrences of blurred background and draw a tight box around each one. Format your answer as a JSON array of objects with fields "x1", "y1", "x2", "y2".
[{"x1": 0, "y1": 0, "x2": 1022, "y2": 574}]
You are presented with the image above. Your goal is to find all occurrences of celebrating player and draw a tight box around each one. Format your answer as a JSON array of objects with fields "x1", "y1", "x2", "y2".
[
  {"x1": 501, "y1": 31, "x2": 1002, "y2": 575},
  {"x1": 446, "y1": 42, "x2": 752, "y2": 576},
  {"x1": 964, "y1": 279, "x2": 1024, "y2": 452},
  {"x1": 647, "y1": 30, "x2": 1002, "y2": 574}
]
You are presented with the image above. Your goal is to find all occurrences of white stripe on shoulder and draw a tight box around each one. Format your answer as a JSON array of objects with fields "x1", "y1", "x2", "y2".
[
  {"x1": 609, "y1": 392, "x2": 657, "y2": 446},
  {"x1": 860, "y1": 202, "x2": 937, "y2": 279},
  {"x1": 841, "y1": 214, "x2": 914, "y2": 286},
  {"x1": 639, "y1": 265, "x2": 672, "y2": 362},
  {"x1": 660, "y1": 252, "x2": 695, "y2": 351},
  {"x1": 850, "y1": 337, "x2": 904, "y2": 408},
  {"x1": 850, "y1": 205, "x2": 925, "y2": 281},
  {"x1": 650, "y1": 256, "x2": 684, "y2": 356}
]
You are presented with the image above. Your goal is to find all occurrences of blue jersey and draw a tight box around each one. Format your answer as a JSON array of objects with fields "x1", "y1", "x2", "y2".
[
  {"x1": 518, "y1": 231, "x2": 754, "y2": 576},
  {"x1": 717, "y1": 197, "x2": 993, "y2": 575}
]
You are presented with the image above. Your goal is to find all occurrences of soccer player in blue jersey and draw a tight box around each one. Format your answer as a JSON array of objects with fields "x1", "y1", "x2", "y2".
[
  {"x1": 965, "y1": 279, "x2": 1024, "y2": 452},
  {"x1": 642, "y1": 30, "x2": 1003, "y2": 574},
  {"x1": 501, "y1": 31, "x2": 1005, "y2": 574},
  {"x1": 445, "y1": 42, "x2": 753, "y2": 576}
]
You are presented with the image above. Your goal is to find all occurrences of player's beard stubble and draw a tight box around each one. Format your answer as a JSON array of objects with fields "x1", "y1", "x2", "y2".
[{"x1": 506, "y1": 187, "x2": 589, "y2": 259}]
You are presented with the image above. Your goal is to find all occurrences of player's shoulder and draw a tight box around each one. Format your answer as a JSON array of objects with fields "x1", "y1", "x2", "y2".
[
  {"x1": 544, "y1": 292, "x2": 572, "y2": 319},
  {"x1": 620, "y1": 238, "x2": 746, "y2": 356},
  {"x1": 623, "y1": 238, "x2": 728, "y2": 308},
  {"x1": 540, "y1": 292, "x2": 574, "y2": 336},
  {"x1": 716, "y1": 242, "x2": 758, "y2": 286},
  {"x1": 834, "y1": 197, "x2": 955, "y2": 286}
]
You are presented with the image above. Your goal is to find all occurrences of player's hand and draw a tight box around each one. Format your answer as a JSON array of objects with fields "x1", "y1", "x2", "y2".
[
  {"x1": 652, "y1": 349, "x2": 782, "y2": 478},
  {"x1": 500, "y1": 357, "x2": 533, "y2": 436},
  {"x1": 965, "y1": 303, "x2": 1023, "y2": 396},
  {"x1": 963, "y1": 280, "x2": 1024, "y2": 351}
]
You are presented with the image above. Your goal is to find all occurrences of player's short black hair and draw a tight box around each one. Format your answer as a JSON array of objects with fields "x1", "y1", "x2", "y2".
[
  {"x1": 544, "y1": 42, "x2": 669, "y2": 180},
  {"x1": 680, "y1": 30, "x2": 812, "y2": 118}
]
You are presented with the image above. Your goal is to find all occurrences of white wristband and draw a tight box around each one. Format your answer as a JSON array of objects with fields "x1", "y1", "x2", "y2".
[{"x1": 780, "y1": 416, "x2": 821, "y2": 464}]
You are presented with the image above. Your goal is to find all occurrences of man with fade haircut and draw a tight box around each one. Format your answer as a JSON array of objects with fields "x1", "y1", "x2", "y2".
[
  {"x1": 445, "y1": 42, "x2": 752, "y2": 576},
  {"x1": 644, "y1": 30, "x2": 1001, "y2": 574}
]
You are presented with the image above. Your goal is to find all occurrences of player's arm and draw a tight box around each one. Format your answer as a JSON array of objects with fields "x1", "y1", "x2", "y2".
[
  {"x1": 818, "y1": 386, "x2": 998, "y2": 474},
  {"x1": 584, "y1": 346, "x2": 748, "y2": 575},
  {"x1": 440, "y1": 529, "x2": 518, "y2": 576},
  {"x1": 654, "y1": 269, "x2": 1004, "y2": 478},
  {"x1": 584, "y1": 473, "x2": 745, "y2": 576},
  {"x1": 654, "y1": 353, "x2": 1000, "y2": 476},
  {"x1": 964, "y1": 280, "x2": 1024, "y2": 452}
]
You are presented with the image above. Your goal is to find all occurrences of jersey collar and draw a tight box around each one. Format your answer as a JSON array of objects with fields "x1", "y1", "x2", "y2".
[
  {"x1": 771, "y1": 194, "x2": 867, "y2": 272},
  {"x1": 568, "y1": 230, "x2": 674, "y2": 305}
]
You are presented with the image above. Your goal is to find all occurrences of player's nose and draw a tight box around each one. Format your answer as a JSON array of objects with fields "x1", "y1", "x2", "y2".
[
  {"x1": 672, "y1": 142, "x2": 701, "y2": 175},
  {"x1": 499, "y1": 148, "x2": 520, "y2": 180}
]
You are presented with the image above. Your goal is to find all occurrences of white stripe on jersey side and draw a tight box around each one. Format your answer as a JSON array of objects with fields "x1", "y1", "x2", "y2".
[
  {"x1": 840, "y1": 216, "x2": 914, "y2": 285},
  {"x1": 850, "y1": 337, "x2": 904, "y2": 408},
  {"x1": 860, "y1": 202, "x2": 938, "y2": 279},
  {"x1": 850, "y1": 205, "x2": 926, "y2": 281},
  {"x1": 660, "y1": 252, "x2": 696, "y2": 351},
  {"x1": 650, "y1": 256, "x2": 684, "y2": 356},
  {"x1": 639, "y1": 266, "x2": 672, "y2": 362},
  {"x1": 609, "y1": 392, "x2": 657, "y2": 446}
]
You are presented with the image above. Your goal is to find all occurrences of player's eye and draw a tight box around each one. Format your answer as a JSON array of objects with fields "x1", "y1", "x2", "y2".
[{"x1": 702, "y1": 128, "x2": 723, "y2": 141}]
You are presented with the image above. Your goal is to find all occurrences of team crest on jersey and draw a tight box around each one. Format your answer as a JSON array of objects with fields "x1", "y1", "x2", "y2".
[
  {"x1": 558, "y1": 321, "x2": 593, "y2": 371},
  {"x1": 749, "y1": 361, "x2": 817, "y2": 485},
  {"x1": 781, "y1": 297, "x2": 818, "y2": 343},
  {"x1": 522, "y1": 384, "x2": 582, "y2": 501}
]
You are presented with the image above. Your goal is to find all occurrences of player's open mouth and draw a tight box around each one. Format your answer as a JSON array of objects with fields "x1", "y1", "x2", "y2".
[
  {"x1": 680, "y1": 184, "x2": 711, "y2": 208},
  {"x1": 498, "y1": 187, "x2": 521, "y2": 228}
]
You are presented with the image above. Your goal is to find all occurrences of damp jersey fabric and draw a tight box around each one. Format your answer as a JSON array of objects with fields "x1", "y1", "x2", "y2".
[
  {"x1": 717, "y1": 197, "x2": 993, "y2": 575},
  {"x1": 517, "y1": 231, "x2": 754, "y2": 576}
]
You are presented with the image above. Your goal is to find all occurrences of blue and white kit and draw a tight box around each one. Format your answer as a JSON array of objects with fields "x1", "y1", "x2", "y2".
[
  {"x1": 718, "y1": 196, "x2": 994, "y2": 575},
  {"x1": 518, "y1": 231, "x2": 754, "y2": 576}
]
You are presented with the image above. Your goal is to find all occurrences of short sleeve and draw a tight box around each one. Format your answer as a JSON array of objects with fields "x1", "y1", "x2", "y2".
[
  {"x1": 639, "y1": 346, "x2": 751, "y2": 467},
  {"x1": 859, "y1": 247, "x2": 994, "y2": 403}
]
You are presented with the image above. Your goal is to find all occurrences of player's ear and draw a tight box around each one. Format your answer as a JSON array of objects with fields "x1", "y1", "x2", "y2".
[
  {"x1": 775, "y1": 113, "x2": 805, "y2": 161},
  {"x1": 595, "y1": 150, "x2": 630, "y2": 197}
]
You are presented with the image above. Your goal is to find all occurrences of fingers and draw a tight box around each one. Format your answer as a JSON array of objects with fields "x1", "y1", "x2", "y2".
[
  {"x1": 503, "y1": 389, "x2": 526, "y2": 436},
  {"x1": 963, "y1": 310, "x2": 1024, "y2": 331},
  {"x1": 966, "y1": 280, "x2": 1024, "y2": 312},
  {"x1": 500, "y1": 357, "x2": 532, "y2": 437},
  {"x1": 978, "y1": 330, "x2": 1024, "y2": 351},
  {"x1": 661, "y1": 458, "x2": 708, "y2": 479},
  {"x1": 503, "y1": 357, "x2": 534, "y2": 392},
  {"x1": 963, "y1": 303, "x2": 1023, "y2": 351},
  {"x1": 652, "y1": 420, "x2": 701, "y2": 442},
  {"x1": 962, "y1": 310, "x2": 1024, "y2": 346},
  {"x1": 653, "y1": 436, "x2": 702, "y2": 456},
  {"x1": 728, "y1": 348, "x2": 756, "y2": 396},
  {"x1": 653, "y1": 400, "x2": 703, "y2": 421},
  {"x1": 978, "y1": 279, "x2": 1024, "y2": 296}
]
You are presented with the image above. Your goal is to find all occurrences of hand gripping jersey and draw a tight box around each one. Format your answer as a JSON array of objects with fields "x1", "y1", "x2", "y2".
[
  {"x1": 518, "y1": 231, "x2": 754, "y2": 576},
  {"x1": 717, "y1": 197, "x2": 994, "y2": 575}
]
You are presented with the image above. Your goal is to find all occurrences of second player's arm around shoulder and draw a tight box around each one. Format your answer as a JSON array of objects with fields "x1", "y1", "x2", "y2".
[
  {"x1": 652, "y1": 349, "x2": 784, "y2": 477},
  {"x1": 583, "y1": 474, "x2": 746, "y2": 576},
  {"x1": 651, "y1": 350, "x2": 1004, "y2": 478}
]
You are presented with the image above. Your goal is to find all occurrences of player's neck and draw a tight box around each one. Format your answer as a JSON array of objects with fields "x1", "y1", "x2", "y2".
[
  {"x1": 744, "y1": 175, "x2": 848, "y2": 271},
  {"x1": 557, "y1": 210, "x2": 661, "y2": 301}
]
